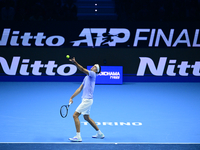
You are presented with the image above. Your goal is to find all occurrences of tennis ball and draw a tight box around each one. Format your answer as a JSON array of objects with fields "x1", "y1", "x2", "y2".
[{"x1": 66, "y1": 55, "x2": 70, "y2": 59}]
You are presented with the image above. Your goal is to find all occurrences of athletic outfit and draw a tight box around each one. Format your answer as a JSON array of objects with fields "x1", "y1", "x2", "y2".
[{"x1": 76, "y1": 70, "x2": 96, "y2": 115}]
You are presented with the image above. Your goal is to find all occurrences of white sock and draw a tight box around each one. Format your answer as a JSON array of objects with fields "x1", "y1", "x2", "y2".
[
  {"x1": 76, "y1": 132, "x2": 81, "y2": 138},
  {"x1": 97, "y1": 130, "x2": 102, "y2": 134}
]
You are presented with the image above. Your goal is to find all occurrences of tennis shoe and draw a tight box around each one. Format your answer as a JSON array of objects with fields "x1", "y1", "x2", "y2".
[
  {"x1": 69, "y1": 136, "x2": 82, "y2": 142},
  {"x1": 92, "y1": 133, "x2": 105, "y2": 139}
]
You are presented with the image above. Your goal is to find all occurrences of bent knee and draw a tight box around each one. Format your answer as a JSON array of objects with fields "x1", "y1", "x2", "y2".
[
  {"x1": 83, "y1": 115, "x2": 90, "y2": 121},
  {"x1": 73, "y1": 114, "x2": 77, "y2": 118},
  {"x1": 73, "y1": 112, "x2": 80, "y2": 118}
]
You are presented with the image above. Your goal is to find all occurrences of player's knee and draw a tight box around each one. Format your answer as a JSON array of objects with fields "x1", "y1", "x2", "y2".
[
  {"x1": 73, "y1": 113, "x2": 78, "y2": 119},
  {"x1": 73, "y1": 114, "x2": 76, "y2": 119},
  {"x1": 83, "y1": 115, "x2": 90, "y2": 121},
  {"x1": 73, "y1": 111, "x2": 81, "y2": 119}
]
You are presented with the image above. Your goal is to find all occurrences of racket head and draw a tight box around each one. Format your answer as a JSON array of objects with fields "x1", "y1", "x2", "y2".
[{"x1": 60, "y1": 105, "x2": 69, "y2": 118}]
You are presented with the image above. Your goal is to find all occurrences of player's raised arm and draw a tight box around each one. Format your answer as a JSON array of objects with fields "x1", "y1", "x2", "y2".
[{"x1": 69, "y1": 57, "x2": 89, "y2": 75}]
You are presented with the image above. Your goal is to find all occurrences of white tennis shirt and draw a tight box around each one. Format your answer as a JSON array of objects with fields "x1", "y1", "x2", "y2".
[{"x1": 81, "y1": 71, "x2": 96, "y2": 99}]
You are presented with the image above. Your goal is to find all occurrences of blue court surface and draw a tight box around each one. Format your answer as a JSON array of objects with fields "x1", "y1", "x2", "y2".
[{"x1": 0, "y1": 82, "x2": 200, "y2": 149}]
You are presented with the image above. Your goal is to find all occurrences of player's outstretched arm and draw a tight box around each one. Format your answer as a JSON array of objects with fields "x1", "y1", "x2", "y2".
[{"x1": 69, "y1": 57, "x2": 89, "y2": 75}]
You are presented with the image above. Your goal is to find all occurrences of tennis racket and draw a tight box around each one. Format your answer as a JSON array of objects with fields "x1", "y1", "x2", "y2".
[{"x1": 60, "y1": 102, "x2": 72, "y2": 118}]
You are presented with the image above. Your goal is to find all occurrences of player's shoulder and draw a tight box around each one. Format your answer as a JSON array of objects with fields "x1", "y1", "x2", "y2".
[{"x1": 88, "y1": 70, "x2": 96, "y2": 77}]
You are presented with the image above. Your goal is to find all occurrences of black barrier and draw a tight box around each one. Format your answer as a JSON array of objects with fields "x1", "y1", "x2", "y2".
[{"x1": 0, "y1": 21, "x2": 200, "y2": 82}]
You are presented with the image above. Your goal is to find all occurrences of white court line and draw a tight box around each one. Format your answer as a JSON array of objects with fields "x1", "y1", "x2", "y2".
[{"x1": 0, "y1": 142, "x2": 200, "y2": 144}]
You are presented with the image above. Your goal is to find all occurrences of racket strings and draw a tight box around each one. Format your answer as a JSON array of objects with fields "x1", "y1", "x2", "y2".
[{"x1": 60, "y1": 105, "x2": 68, "y2": 118}]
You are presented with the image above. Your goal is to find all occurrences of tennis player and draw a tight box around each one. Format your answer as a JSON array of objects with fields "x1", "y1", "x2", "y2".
[{"x1": 68, "y1": 57, "x2": 104, "y2": 142}]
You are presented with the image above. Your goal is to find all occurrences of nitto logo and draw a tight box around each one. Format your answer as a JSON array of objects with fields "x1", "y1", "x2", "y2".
[
  {"x1": 137, "y1": 57, "x2": 200, "y2": 76},
  {"x1": 0, "y1": 56, "x2": 77, "y2": 76},
  {"x1": 0, "y1": 28, "x2": 65, "y2": 46},
  {"x1": 71, "y1": 28, "x2": 130, "y2": 47}
]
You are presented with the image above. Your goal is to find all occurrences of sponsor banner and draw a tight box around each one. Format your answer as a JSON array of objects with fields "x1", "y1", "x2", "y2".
[
  {"x1": 87, "y1": 66, "x2": 123, "y2": 84},
  {"x1": 1, "y1": 21, "x2": 200, "y2": 48},
  {"x1": 0, "y1": 47, "x2": 200, "y2": 82},
  {"x1": 0, "y1": 47, "x2": 83, "y2": 81}
]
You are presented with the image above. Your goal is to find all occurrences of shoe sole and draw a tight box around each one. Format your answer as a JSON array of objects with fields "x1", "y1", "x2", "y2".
[
  {"x1": 69, "y1": 138, "x2": 82, "y2": 142},
  {"x1": 70, "y1": 140, "x2": 82, "y2": 142},
  {"x1": 92, "y1": 137, "x2": 105, "y2": 139}
]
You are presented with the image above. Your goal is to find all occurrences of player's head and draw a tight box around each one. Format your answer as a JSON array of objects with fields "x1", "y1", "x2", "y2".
[{"x1": 91, "y1": 64, "x2": 101, "y2": 74}]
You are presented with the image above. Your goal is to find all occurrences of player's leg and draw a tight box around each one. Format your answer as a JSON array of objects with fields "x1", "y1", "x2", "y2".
[
  {"x1": 83, "y1": 115, "x2": 99, "y2": 131},
  {"x1": 71, "y1": 99, "x2": 86, "y2": 135},
  {"x1": 73, "y1": 111, "x2": 81, "y2": 132},
  {"x1": 83, "y1": 115, "x2": 105, "y2": 139},
  {"x1": 69, "y1": 111, "x2": 82, "y2": 142}
]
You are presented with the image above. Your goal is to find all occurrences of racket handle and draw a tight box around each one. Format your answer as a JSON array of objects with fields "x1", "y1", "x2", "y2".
[{"x1": 69, "y1": 102, "x2": 72, "y2": 106}]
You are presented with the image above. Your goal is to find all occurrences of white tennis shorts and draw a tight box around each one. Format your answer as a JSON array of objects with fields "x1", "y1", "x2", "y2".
[{"x1": 76, "y1": 99, "x2": 93, "y2": 115}]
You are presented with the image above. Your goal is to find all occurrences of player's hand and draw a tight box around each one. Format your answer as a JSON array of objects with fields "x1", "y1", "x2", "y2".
[
  {"x1": 69, "y1": 57, "x2": 76, "y2": 63},
  {"x1": 69, "y1": 98, "x2": 73, "y2": 104}
]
